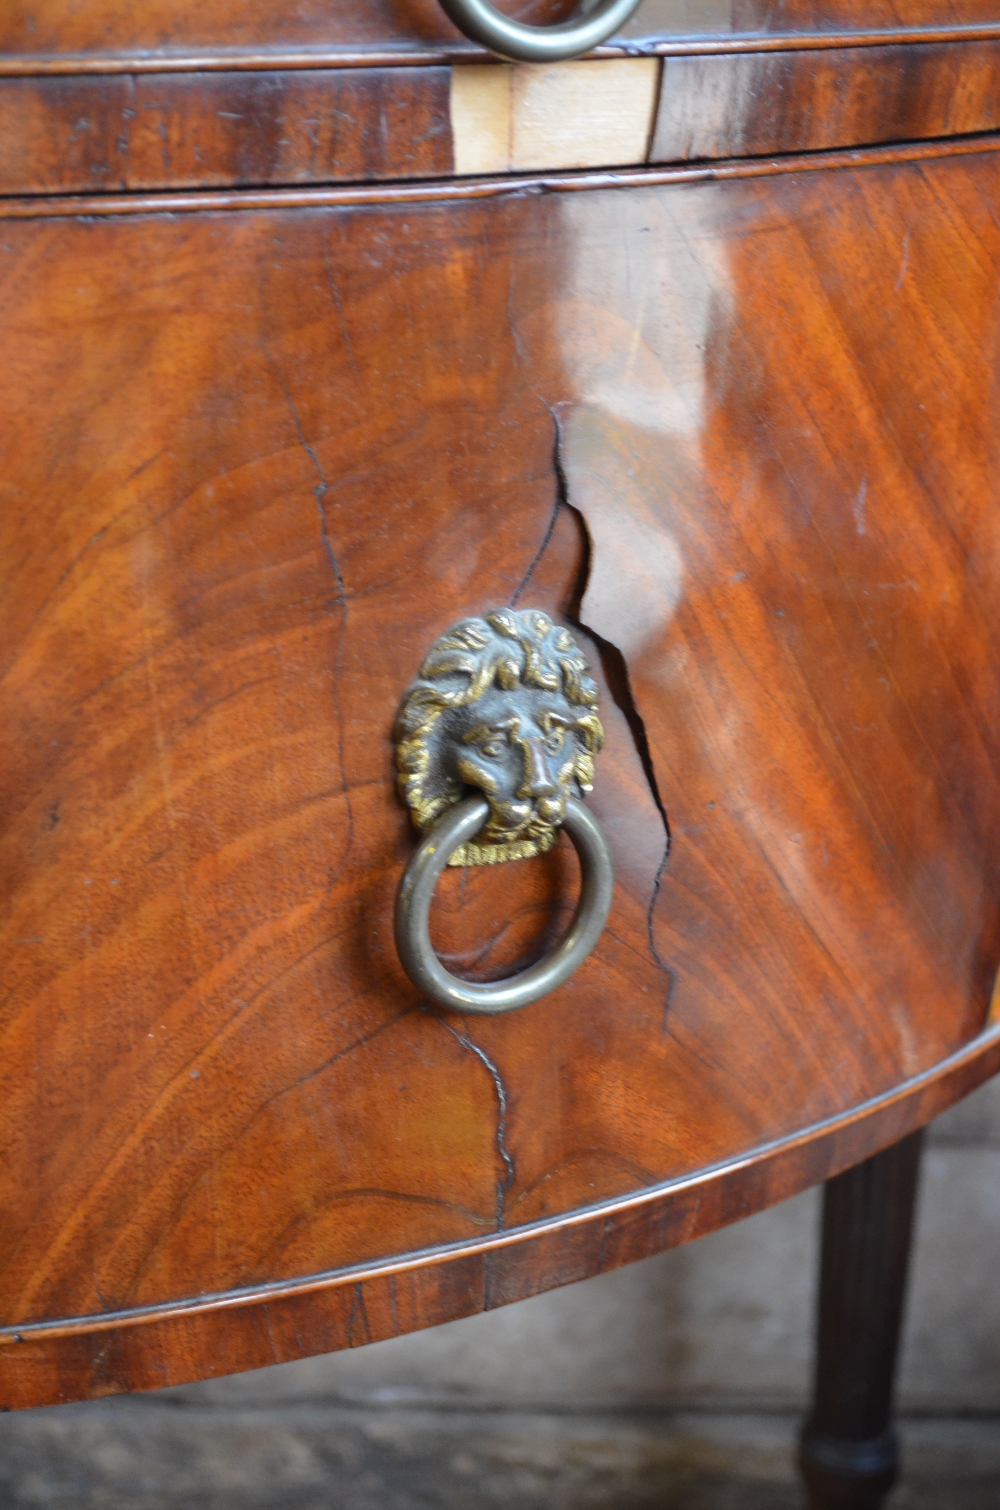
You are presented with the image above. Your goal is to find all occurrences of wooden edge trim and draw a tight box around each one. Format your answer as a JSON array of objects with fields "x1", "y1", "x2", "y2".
[
  {"x1": 5, "y1": 24, "x2": 1000, "y2": 77},
  {"x1": 4, "y1": 1019, "x2": 999, "y2": 1345},
  {"x1": 2, "y1": 130, "x2": 999, "y2": 219}
]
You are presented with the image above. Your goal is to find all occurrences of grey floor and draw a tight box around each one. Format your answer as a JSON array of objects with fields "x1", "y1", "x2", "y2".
[{"x1": 1, "y1": 1399, "x2": 998, "y2": 1508}]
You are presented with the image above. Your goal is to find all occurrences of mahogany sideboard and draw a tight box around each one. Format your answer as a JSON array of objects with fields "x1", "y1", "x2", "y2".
[{"x1": 3, "y1": 4, "x2": 1000, "y2": 1505}]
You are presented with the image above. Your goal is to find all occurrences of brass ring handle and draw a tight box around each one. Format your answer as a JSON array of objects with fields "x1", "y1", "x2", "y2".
[
  {"x1": 437, "y1": 0, "x2": 644, "y2": 63},
  {"x1": 395, "y1": 795, "x2": 614, "y2": 1015}
]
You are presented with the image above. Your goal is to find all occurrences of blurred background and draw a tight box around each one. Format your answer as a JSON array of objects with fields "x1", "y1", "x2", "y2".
[{"x1": 1, "y1": 1077, "x2": 998, "y2": 1508}]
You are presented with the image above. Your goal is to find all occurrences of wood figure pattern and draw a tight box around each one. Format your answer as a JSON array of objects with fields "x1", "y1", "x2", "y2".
[
  {"x1": 1, "y1": 0, "x2": 1000, "y2": 1413},
  {"x1": 7, "y1": 41, "x2": 1000, "y2": 197},
  {"x1": 0, "y1": 67, "x2": 453, "y2": 196},
  {"x1": 4, "y1": 0, "x2": 1000, "y2": 62},
  {"x1": 1, "y1": 48, "x2": 1000, "y2": 1403}
]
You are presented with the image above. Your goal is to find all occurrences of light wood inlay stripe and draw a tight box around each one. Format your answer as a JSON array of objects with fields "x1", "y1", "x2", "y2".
[
  {"x1": 451, "y1": 59, "x2": 660, "y2": 175},
  {"x1": 2, "y1": 41, "x2": 999, "y2": 197}
]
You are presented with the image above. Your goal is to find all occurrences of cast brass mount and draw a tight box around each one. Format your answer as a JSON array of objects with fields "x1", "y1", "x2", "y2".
[{"x1": 394, "y1": 608, "x2": 605, "y2": 867}]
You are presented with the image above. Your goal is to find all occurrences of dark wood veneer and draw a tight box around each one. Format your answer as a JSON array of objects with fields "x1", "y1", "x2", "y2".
[
  {"x1": 6, "y1": 41, "x2": 1000, "y2": 196},
  {"x1": 654, "y1": 40, "x2": 1000, "y2": 161},
  {"x1": 3, "y1": 22, "x2": 1000, "y2": 1501},
  {"x1": 0, "y1": 1037, "x2": 995, "y2": 1408},
  {"x1": 4, "y1": 0, "x2": 1000, "y2": 65},
  {"x1": 0, "y1": 67, "x2": 453, "y2": 196},
  {"x1": 2, "y1": 130, "x2": 999, "y2": 1406},
  {"x1": 4, "y1": 129, "x2": 1000, "y2": 220}
]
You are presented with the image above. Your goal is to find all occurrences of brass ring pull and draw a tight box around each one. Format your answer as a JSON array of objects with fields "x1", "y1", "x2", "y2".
[
  {"x1": 395, "y1": 795, "x2": 614, "y2": 1015},
  {"x1": 437, "y1": 0, "x2": 644, "y2": 63}
]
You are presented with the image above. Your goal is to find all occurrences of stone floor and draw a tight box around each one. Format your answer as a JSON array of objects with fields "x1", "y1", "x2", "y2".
[{"x1": 1, "y1": 1402, "x2": 997, "y2": 1508}]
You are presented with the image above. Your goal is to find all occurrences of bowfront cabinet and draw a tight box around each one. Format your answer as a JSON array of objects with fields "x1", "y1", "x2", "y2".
[{"x1": 2, "y1": 3, "x2": 1000, "y2": 1504}]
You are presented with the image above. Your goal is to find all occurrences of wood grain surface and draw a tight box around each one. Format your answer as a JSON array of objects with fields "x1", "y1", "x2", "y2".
[
  {"x1": 3, "y1": 0, "x2": 1000, "y2": 68},
  {"x1": 451, "y1": 57, "x2": 659, "y2": 175},
  {"x1": 2, "y1": 136, "x2": 1000, "y2": 1403},
  {"x1": 0, "y1": 67, "x2": 453, "y2": 196},
  {"x1": 3, "y1": 133, "x2": 1000, "y2": 221},
  {"x1": 653, "y1": 39, "x2": 1000, "y2": 161},
  {"x1": 7, "y1": 40, "x2": 1000, "y2": 198},
  {"x1": 0, "y1": 0, "x2": 589, "y2": 63},
  {"x1": 2, "y1": 1034, "x2": 996, "y2": 1408}
]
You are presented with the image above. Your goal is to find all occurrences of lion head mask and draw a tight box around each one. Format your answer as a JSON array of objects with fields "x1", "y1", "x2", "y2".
[{"x1": 394, "y1": 608, "x2": 605, "y2": 866}]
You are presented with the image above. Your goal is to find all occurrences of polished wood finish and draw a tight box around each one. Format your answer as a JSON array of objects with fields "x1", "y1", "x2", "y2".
[
  {"x1": 3, "y1": 0, "x2": 1000, "y2": 1455},
  {"x1": 4, "y1": 1, "x2": 1000, "y2": 68},
  {"x1": 2, "y1": 117, "x2": 1000, "y2": 1406},
  {"x1": 0, "y1": 0, "x2": 580, "y2": 63},
  {"x1": 5, "y1": 132, "x2": 1000, "y2": 221},
  {"x1": 0, "y1": 1041, "x2": 991, "y2": 1408},
  {"x1": 8, "y1": 41, "x2": 1000, "y2": 199},
  {"x1": 801, "y1": 1133, "x2": 925, "y2": 1509},
  {"x1": 0, "y1": 67, "x2": 451, "y2": 195},
  {"x1": 654, "y1": 40, "x2": 1000, "y2": 161}
]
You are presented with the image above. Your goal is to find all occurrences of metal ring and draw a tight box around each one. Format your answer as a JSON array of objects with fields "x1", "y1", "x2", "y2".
[
  {"x1": 437, "y1": 0, "x2": 644, "y2": 63},
  {"x1": 395, "y1": 795, "x2": 614, "y2": 1015}
]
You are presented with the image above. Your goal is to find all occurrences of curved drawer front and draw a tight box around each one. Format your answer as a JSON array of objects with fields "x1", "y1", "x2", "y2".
[
  {"x1": 6, "y1": 44, "x2": 1000, "y2": 196},
  {"x1": 3, "y1": 0, "x2": 1000, "y2": 62},
  {"x1": 2, "y1": 140, "x2": 1000, "y2": 1398}
]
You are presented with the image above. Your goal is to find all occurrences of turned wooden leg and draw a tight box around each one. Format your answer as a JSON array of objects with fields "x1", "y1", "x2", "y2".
[{"x1": 799, "y1": 1130, "x2": 924, "y2": 1509}]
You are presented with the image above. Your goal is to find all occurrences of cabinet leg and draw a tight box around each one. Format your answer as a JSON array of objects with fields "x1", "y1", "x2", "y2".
[{"x1": 799, "y1": 1130, "x2": 924, "y2": 1509}]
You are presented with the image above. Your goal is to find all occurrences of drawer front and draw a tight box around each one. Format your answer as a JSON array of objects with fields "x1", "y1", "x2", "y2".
[
  {"x1": 3, "y1": 0, "x2": 999, "y2": 61},
  {"x1": 6, "y1": 44, "x2": 1000, "y2": 197},
  {"x1": 2, "y1": 143, "x2": 1000, "y2": 1395}
]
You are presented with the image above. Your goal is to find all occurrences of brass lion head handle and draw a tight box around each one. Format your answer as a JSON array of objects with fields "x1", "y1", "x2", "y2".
[
  {"x1": 395, "y1": 608, "x2": 605, "y2": 867},
  {"x1": 393, "y1": 610, "x2": 614, "y2": 1015}
]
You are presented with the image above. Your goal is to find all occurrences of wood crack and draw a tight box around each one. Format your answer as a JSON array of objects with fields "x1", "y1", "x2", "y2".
[
  {"x1": 431, "y1": 1012, "x2": 514, "y2": 1231},
  {"x1": 549, "y1": 406, "x2": 677, "y2": 1026}
]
